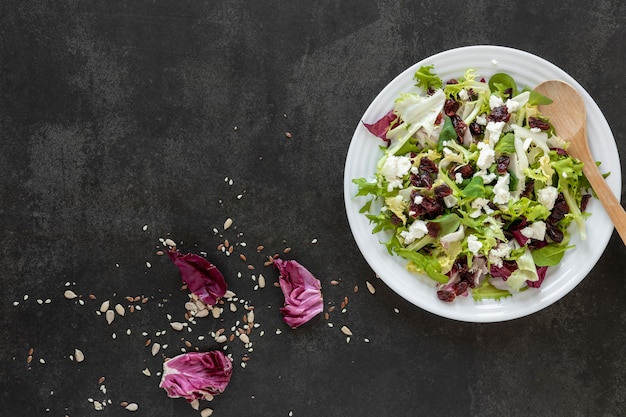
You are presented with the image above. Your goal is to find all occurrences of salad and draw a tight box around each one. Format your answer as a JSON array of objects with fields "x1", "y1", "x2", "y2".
[{"x1": 353, "y1": 66, "x2": 593, "y2": 302}]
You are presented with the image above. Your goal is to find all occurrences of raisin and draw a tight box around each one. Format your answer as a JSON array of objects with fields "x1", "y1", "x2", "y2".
[
  {"x1": 528, "y1": 116, "x2": 551, "y2": 130},
  {"x1": 488, "y1": 105, "x2": 511, "y2": 123},
  {"x1": 548, "y1": 193, "x2": 570, "y2": 224},
  {"x1": 496, "y1": 155, "x2": 510, "y2": 174},
  {"x1": 444, "y1": 99, "x2": 460, "y2": 116},
  {"x1": 410, "y1": 172, "x2": 433, "y2": 189}
]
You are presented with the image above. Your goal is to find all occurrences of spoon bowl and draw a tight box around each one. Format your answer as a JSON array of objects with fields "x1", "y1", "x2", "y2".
[{"x1": 535, "y1": 80, "x2": 626, "y2": 245}]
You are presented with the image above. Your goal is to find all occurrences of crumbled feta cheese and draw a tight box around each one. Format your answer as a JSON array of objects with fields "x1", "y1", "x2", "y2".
[
  {"x1": 489, "y1": 95, "x2": 504, "y2": 110},
  {"x1": 505, "y1": 99, "x2": 520, "y2": 113},
  {"x1": 470, "y1": 198, "x2": 494, "y2": 218},
  {"x1": 492, "y1": 173, "x2": 511, "y2": 205},
  {"x1": 467, "y1": 234, "x2": 483, "y2": 255},
  {"x1": 476, "y1": 114, "x2": 488, "y2": 125},
  {"x1": 413, "y1": 195, "x2": 423, "y2": 205},
  {"x1": 488, "y1": 242, "x2": 512, "y2": 267},
  {"x1": 458, "y1": 89, "x2": 470, "y2": 101},
  {"x1": 476, "y1": 142, "x2": 495, "y2": 170},
  {"x1": 455, "y1": 172, "x2": 464, "y2": 184},
  {"x1": 485, "y1": 121, "x2": 506, "y2": 143},
  {"x1": 443, "y1": 194, "x2": 458, "y2": 208},
  {"x1": 537, "y1": 186, "x2": 558, "y2": 210},
  {"x1": 530, "y1": 127, "x2": 542, "y2": 133},
  {"x1": 381, "y1": 155, "x2": 412, "y2": 191},
  {"x1": 474, "y1": 170, "x2": 496, "y2": 184},
  {"x1": 521, "y1": 221, "x2": 547, "y2": 241},
  {"x1": 400, "y1": 220, "x2": 429, "y2": 245}
]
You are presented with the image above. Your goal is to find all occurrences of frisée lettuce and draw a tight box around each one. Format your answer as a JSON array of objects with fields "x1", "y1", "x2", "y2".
[{"x1": 354, "y1": 66, "x2": 593, "y2": 302}]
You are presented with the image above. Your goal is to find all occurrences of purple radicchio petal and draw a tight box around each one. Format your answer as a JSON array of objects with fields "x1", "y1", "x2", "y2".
[
  {"x1": 167, "y1": 250, "x2": 227, "y2": 306},
  {"x1": 159, "y1": 351, "x2": 233, "y2": 402},
  {"x1": 526, "y1": 266, "x2": 548, "y2": 288},
  {"x1": 274, "y1": 259, "x2": 323, "y2": 328},
  {"x1": 509, "y1": 219, "x2": 529, "y2": 246},
  {"x1": 362, "y1": 110, "x2": 397, "y2": 146}
]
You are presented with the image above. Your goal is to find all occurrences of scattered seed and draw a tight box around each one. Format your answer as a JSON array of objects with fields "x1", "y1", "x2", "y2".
[
  {"x1": 151, "y1": 343, "x2": 161, "y2": 356},
  {"x1": 164, "y1": 238, "x2": 176, "y2": 247},
  {"x1": 156, "y1": 250, "x2": 164, "y2": 256},
  {"x1": 341, "y1": 326, "x2": 353, "y2": 336},
  {"x1": 200, "y1": 408, "x2": 213, "y2": 417},
  {"x1": 324, "y1": 312, "x2": 329, "y2": 320},
  {"x1": 283, "y1": 247, "x2": 291, "y2": 254},
  {"x1": 170, "y1": 322, "x2": 184, "y2": 331},
  {"x1": 98, "y1": 376, "x2": 106, "y2": 384},
  {"x1": 125, "y1": 403, "x2": 138, "y2": 412},
  {"x1": 247, "y1": 264, "x2": 255, "y2": 270},
  {"x1": 285, "y1": 131, "x2": 292, "y2": 138},
  {"x1": 64, "y1": 290, "x2": 77, "y2": 300},
  {"x1": 88, "y1": 294, "x2": 96, "y2": 300},
  {"x1": 27, "y1": 355, "x2": 33, "y2": 364},
  {"x1": 190, "y1": 399, "x2": 200, "y2": 410},
  {"x1": 330, "y1": 280, "x2": 339, "y2": 286},
  {"x1": 99, "y1": 301, "x2": 110, "y2": 313},
  {"x1": 224, "y1": 218, "x2": 233, "y2": 230},
  {"x1": 195, "y1": 309, "x2": 209, "y2": 318},
  {"x1": 247, "y1": 310, "x2": 254, "y2": 323},
  {"x1": 239, "y1": 254, "x2": 247, "y2": 261},
  {"x1": 120, "y1": 401, "x2": 129, "y2": 407},
  {"x1": 211, "y1": 308, "x2": 221, "y2": 319},
  {"x1": 74, "y1": 349, "x2": 85, "y2": 362},
  {"x1": 239, "y1": 333, "x2": 250, "y2": 344},
  {"x1": 258, "y1": 274, "x2": 266, "y2": 288},
  {"x1": 215, "y1": 335, "x2": 227, "y2": 344},
  {"x1": 354, "y1": 285, "x2": 359, "y2": 293},
  {"x1": 366, "y1": 281, "x2": 376, "y2": 294},
  {"x1": 256, "y1": 245, "x2": 264, "y2": 252},
  {"x1": 115, "y1": 304, "x2": 125, "y2": 316},
  {"x1": 105, "y1": 310, "x2": 115, "y2": 325}
]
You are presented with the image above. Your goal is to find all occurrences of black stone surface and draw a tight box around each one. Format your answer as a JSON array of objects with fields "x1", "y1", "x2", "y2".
[{"x1": 1, "y1": 1, "x2": 625, "y2": 416}]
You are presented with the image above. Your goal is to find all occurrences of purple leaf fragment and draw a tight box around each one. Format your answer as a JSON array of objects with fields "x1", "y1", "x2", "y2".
[
  {"x1": 159, "y1": 351, "x2": 233, "y2": 402},
  {"x1": 274, "y1": 259, "x2": 323, "y2": 328},
  {"x1": 363, "y1": 110, "x2": 397, "y2": 146},
  {"x1": 167, "y1": 250, "x2": 227, "y2": 306}
]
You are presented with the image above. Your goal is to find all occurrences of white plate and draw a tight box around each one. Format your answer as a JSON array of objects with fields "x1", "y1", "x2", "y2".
[{"x1": 344, "y1": 45, "x2": 622, "y2": 322}]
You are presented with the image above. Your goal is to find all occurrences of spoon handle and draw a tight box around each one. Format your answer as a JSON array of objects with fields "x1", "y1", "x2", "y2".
[{"x1": 569, "y1": 135, "x2": 626, "y2": 245}]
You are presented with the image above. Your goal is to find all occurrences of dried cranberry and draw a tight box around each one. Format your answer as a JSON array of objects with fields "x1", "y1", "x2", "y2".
[
  {"x1": 444, "y1": 99, "x2": 460, "y2": 116},
  {"x1": 419, "y1": 157, "x2": 439, "y2": 173},
  {"x1": 427, "y1": 87, "x2": 436, "y2": 96},
  {"x1": 434, "y1": 112, "x2": 443, "y2": 125},
  {"x1": 446, "y1": 79, "x2": 458, "y2": 85},
  {"x1": 521, "y1": 180, "x2": 535, "y2": 198},
  {"x1": 410, "y1": 172, "x2": 433, "y2": 189},
  {"x1": 451, "y1": 115, "x2": 467, "y2": 140},
  {"x1": 390, "y1": 214, "x2": 403, "y2": 226},
  {"x1": 426, "y1": 222, "x2": 440, "y2": 238},
  {"x1": 453, "y1": 164, "x2": 474, "y2": 179},
  {"x1": 437, "y1": 289, "x2": 456, "y2": 302},
  {"x1": 580, "y1": 194, "x2": 591, "y2": 211},
  {"x1": 434, "y1": 184, "x2": 453, "y2": 200},
  {"x1": 454, "y1": 280, "x2": 469, "y2": 296},
  {"x1": 496, "y1": 155, "x2": 510, "y2": 174},
  {"x1": 528, "y1": 116, "x2": 551, "y2": 130},
  {"x1": 469, "y1": 122, "x2": 484, "y2": 136},
  {"x1": 488, "y1": 106, "x2": 511, "y2": 123},
  {"x1": 420, "y1": 196, "x2": 445, "y2": 219},
  {"x1": 548, "y1": 194, "x2": 570, "y2": 224},
  {"x1": 503, "y1": 87, "x2": 513, "y2": 98},
  {"x1": 545, "y1": 222, "x2": 564, "y2": 243}
]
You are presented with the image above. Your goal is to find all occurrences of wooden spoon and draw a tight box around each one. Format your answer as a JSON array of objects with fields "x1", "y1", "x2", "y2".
[{"x1": 534, "y1": 80, "x2": 626, "y2": 245}]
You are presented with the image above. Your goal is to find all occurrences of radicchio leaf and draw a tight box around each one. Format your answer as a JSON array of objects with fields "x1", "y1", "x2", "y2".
[
  {"x1": 526, "y1": 266, "x2": 548, "y2": 288},
  {"x1": 362, "y1": 110, "x2": 397, "y2": 146},
  {"x1": 274, "y1": 259, "x2": 323, "y2": 328},
  {"x1": 159, "y1": 351, "x2": 233, "y2": 402},
  {"x1": 167, "y1": 250, "x2": 227, "y2": 306}
]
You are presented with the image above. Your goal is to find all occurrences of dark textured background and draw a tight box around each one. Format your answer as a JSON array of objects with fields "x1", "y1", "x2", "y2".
[{"x1": 1, "y1": 1, "x2": 625, "y2": 416}]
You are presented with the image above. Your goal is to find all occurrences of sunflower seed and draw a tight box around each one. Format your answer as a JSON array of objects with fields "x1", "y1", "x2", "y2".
[
  {"x1": 64, "y1": 290, "x2": 77, "y2": 299},
  {"x1": 200, "y1": 408, "x2": 213, "y2": 417},
  {"x1": 341, "y1": 326, "x2": 353, "y2": 336},
  {"x1": 105, "y1": 310, "x2": 115, "y2": 325},
  {"x1": 74, "y1": 349, "x2": 85, "y2": 362},
  {"x1": 223, "y1": 218, "x2": 233, "y2": 230},
  {"x1": 125, "y1": 403, "x2": 138, "y2": 411},
  {"x1": 99, "y1": 300, "x2": 110, "y2": 313},
  {"x1": 170, "y1": 322, "x2": 184, "y2": 331},
  {"x1": 115, "y1": 304, "x2": 125, "y2": 316}
]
